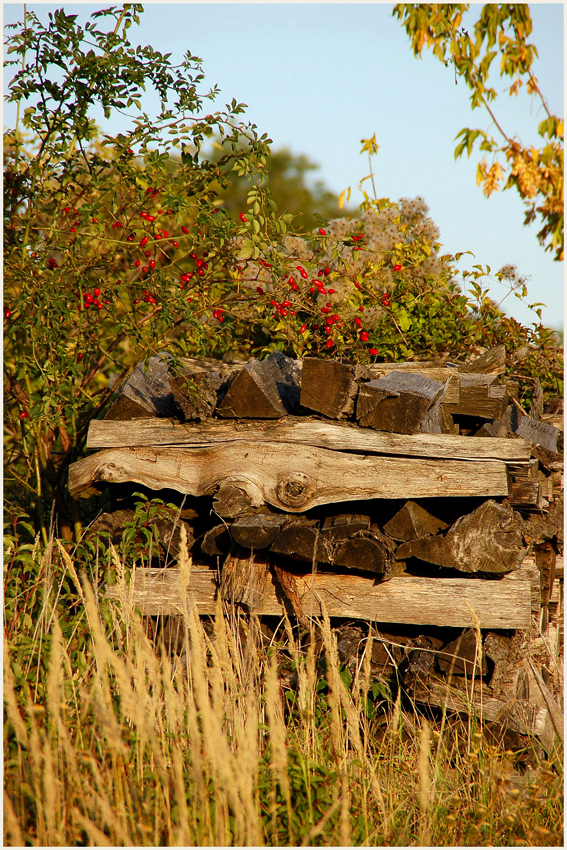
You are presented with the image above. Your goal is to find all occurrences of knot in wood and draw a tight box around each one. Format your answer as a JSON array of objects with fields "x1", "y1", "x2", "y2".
[{"x1": 276, "y1": 472, "x2": 313, "y2": 509}]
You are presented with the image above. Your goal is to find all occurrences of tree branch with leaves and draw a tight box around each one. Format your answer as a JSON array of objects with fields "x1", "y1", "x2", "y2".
[{"x1": 393, "y1": 3, "x2": 564, "y2": 261}]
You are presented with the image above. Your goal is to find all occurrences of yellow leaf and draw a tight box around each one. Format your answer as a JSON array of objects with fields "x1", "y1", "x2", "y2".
[
  {"x1": 338, "y1": 189, "x2": 346, "y2": 210},
  {"x1": 557, "y1": 120, "x2": 564, "y2": 139}
]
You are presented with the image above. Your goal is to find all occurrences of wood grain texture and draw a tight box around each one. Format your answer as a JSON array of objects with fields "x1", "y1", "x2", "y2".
[
  {"x1": 86, "y1": 417, "x2": 532, "y2": 461},
  {"x1": 104, "y1": 566, "x2": 533, "y2": 628},
  {"x1": 68, "y1": 443, "x2": 510, "y2": 507}
]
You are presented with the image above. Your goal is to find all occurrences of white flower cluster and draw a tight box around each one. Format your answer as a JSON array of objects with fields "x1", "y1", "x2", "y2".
[
  {"x1": 239, "y1": 262, "x2": 273, "y2": 289},
  {"x1": 361, "y1": 305, "x2": 384, "y2": 329},
  {"x1": 282, "y1": 235, "x2": 314, "y2": 261},
  {"x1": 498, "y1": 264, "x2": 519, "y2": 281}
]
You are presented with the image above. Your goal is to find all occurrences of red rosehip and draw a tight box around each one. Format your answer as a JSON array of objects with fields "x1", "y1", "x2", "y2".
[
  {"x1": 393, "y1": 264, "x2": 402, "y2": 271},
  {"x1": 319, "y1": 228, "x2": 326, "y2": 235},
  {"x1": 93, "y1": 287, "x2": 101, "y2": 297},
  {"x1": 240, "y1": 213, "x2": 247, "y2": 223},
  {"x1": 19, "y1": 410, "x2": 29, "y2": 419},
  {"x1": 291, "y1": 283, "x2": 298, "y2": 291},
  {"x1": 142, "y1": 266, "x2": 148, "y2": 274},
  {"x1": 327, "y1": 288, "x2": 335, "y2": 294},
  {"x1": 70, "y1": 227, "x2": 76, "y2": 233},
  {"x1": 77, "y1": 352, "x2": 83, "y2": 361},
  {"x1": 358, "y1": 305, "x2": 364, "y2": 312},
  {"x1": 321, "y1": 306, "x2": 331, "y2": 314},
  {"x1": 182, "y1": 226, "x2": 189, "y2": 234},
  {"x1": 140, "y1": 237, "x2": 149, "y2": 247},
  {"x1": 84, "y1": 293, "x2": 94, "y2": 304},
  {"x1": 144, "y1": 251, "x2": 151, "y2": 257},
  {"x1": 368, "y1": 348, "x2": 378, "y2": 355},
  {"x1": 4, "y1": 307, "x2": 12, "y2": 319},
  {"x1": 318, "y1": 270, "x2": 324, "y2": 277},
  {"x1": 135, "y1": 260, "x2": 141, "y2": 267},
  {"x1": 133, "y1": 298, "x2": 140, "y2": 304},
  {"x1": 257, "y1": 287, "x2": 264, "y2": 294},
  {"x1": 92, "y1": 218, "x2": 98, "y2": 223},
  {"x1": 173, "y1": 241, "x2": 179, "y2": 248},
  {"x1": 299, "y1": 324, "x2": 307, "y2": 333},
  {"x1": 149, "y1": 260, "x2": 156, "y2": 270},
  {"x1": 360, "y1": 331, "x2": 369, "y2": 342},
  {"x1": 325, "y1": 339, "x2": 334, "y2": 349},
  {"x1": 324, "y1": 267, "x2": 330, "y2": 276}
]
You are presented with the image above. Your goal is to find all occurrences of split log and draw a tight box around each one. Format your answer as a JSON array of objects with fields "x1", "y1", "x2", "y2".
[
  {"x1": 396, "y1": 500, "x2": 526, "y2": 574},
  {"x1": 383, "y1": 500, "x2": 448, "y2": 542},
  {"x1": 321, "y1": 514, "x2": 371, "y2": 541},
  {"x1": 507, "y1": 462, "x2": 545, "y2": 509},
  {"x1": 230, "y1": 513, "x2": 284, "y2": 549},
  {"x1": 216, "y1": 352, "x2": 300, "y2": 419},
  {"x1": 437, "y1": 629, "x2": 488, "y2": 677},
  {"x1": 87, "y1": 417, "x2": 533, "y2": 462},
  {"x1": 460, "y1": 345, "x2": 506, "y2": 375},
  {"x1": 201, "y1": 525, "x2": 232, "y2": 557},
  {"x1": 332, "y1": 534, "x2": 388, "y2": 574},
  {"x1": 357, "y1": 372, "x2": 445, "y2": 434},
  {"x1": 273, "y1": 564, "x2": 309, "y2": 627},
  {"x1": 213, "y1": 482, "x2": 256, "y2": 518},
  {"x1": 220, "y1": 547, "x2": 270, "y2": 610},
  {"x1": 402, "y1": 635, "x2": 442, "y2": 678},
  {"x1": 170, "y1": 370, "x2": 229, "y2": 420},
  {"x1": 106, "y1": 354, "x2": 176, "y2": 420},
  {"x1": 515, "y1": 415, "x2": 559, "y2": 453},
  {"x1": 442, "y1": 374, "x2": 508, "y2": 420},
  {"x1": 270, "y1": 520, "x2": 332, "y2": 564},
  {"x1": 300, "y1": 358, "x2": 357, "y2": 419},
  {"x1": 105, "y1": 566, "x2": 533, "y2": 629},
  {"x1": 69, "y1": 444, "x2": 511, "y2": 508}
]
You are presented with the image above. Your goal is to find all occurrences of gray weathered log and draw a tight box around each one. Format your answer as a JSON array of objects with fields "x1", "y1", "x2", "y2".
[
  {"x1": 300, "y1": 358, "x2": 357, "y2": 419},
  {"x1": 357, "y1": 372, "x2": 445, "y2": 434},
  {"x1": 383, "y1": 500, "x2": 448, "y2": 542},
  {"x1": 104, "y1": 565, "x2": 533, "y2": 628},
  {"x1": 87, "y1": 417, "x2": 533, "y2": 462},
  {"x1": 68, "y1": 444, "x2": 511, "y2": 507},
  {"x1": 396, "y1": 500, "x2": 526, "y2": 574}
]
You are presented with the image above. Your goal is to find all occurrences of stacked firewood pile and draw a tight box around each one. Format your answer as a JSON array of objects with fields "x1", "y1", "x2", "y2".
[{"x1": 69, "y1": 345, "x2": 563, "y2": 750}]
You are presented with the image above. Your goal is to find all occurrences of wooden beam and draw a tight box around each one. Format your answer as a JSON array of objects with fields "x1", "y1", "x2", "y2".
[
  {"x1": 68, "y1": 444, "x2": 510, "y2": 508},
  {"x1": 104, "y1": 566, "x2": 533, "y2": 629},
  {"x1": 86, "y1": 417, "x2": 532, "y2": 462}
]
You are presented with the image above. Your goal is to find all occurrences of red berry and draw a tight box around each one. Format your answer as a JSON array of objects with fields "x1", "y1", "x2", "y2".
[
  {"x1": 182, "y1": 226, "x2": 189, "y2": 234},
  {"x1": 319, "y1": 228, "x2": 326, "y2": 235},
  {"x1": 19, "y1": 410, "x2": 29, "y2": 419},
  {"x1": 393, "y1": 264, "x2": 402, "y2": 271},
  {"x1": 299, "y1": 325, "x2": 307, "y2": 333},
  {"x1": 4, "y1": 308, "x2": 12, "y2": 319},
  {"x1": 145, "y1": 251, "x2": 151, "y2": 257},
  {"x1": 70, "y1": 227, "x2": 76, "y2": 233},
  {"x1": 140, "y1": 237, "x2": 149, "y2": 247},
  {"x1": 288, "y1": 277, "x2": 296, "y2": 285},
  {"x1": 149, "y1": 260, "x2": 156, "y2": 270},
  {"x1": 84, "y1": 293, "x2": 94, "y2": 304},
  {"x1": 240, "y1": 213, "x2": 247, "y2": 223},
  {"x1": 360, "y1": 332, "x2": 369, "y2": 342},
  {"x1": 257, "y1": 287, "x2": 264, "y2": 294},
  {"x1": 327, "y1": 288, "x2": 335, "y2": 294},
  {"x1": 142, "y1": 267, "x2": 148, "y2": 274},
  {"x1": 134, "y1": 298, "x2": 140, "y2": 304},
  {"x1": 325, "y1": 339, "x2": 334, "y2": 348},
  {"x1": 291, "y1": 283, "x2": 298, "y2": 291},
  {"x1": 324, "y1": 267, "x2": 330, "y2": 276},
  {"x1": 127, "y1": 236, "x2": 133, "y2": 242},
  {"x1": 368, "y1": 348, "x2": 378, "y2": 356},
  {"x1": 128, "y1": 148, "x2": 134, "y2": 154},
  {"x1": 321, "y1": 306, "x2": 331, "y2": 314},
  {"x1": 92, "y1": 218, "x2": 98, "y2": 223},
  {"x1": 135, "y1": 260, "x2": 141, "y2": 267},
  {"x1": 173, "y1": 241, "x2": 179, "y2": 248},
  {"x1": 77, "y1": 352, "x2": 83, "y2": 361},
  {"x1": 158, "y1": 209, "x2": 163, "y2": 214},
  {"x1": 93, "y1": 288, "x2": 101, "y2": 297},
  {"x1": 270, "y1": 300, "x2": 278, "y2": 306},
  {"x1": 358, "y1": 305, "x2": 364, "y2": 312}
]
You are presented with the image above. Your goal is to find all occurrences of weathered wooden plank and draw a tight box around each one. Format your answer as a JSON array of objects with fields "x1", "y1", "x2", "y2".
[
  {"x1": 87, "y1": 417, "x2": 532, "y2": 461},
  {"x1": 68, "y1": 444, "x2": 510, "y2": 508},
  {"x1": 104, "y1": 567, "x2": 533, "y2": 628}
]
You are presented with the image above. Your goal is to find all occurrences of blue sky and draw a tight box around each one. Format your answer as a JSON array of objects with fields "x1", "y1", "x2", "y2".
[{"x1": 3, "y1": 2, "x2": 564, "y2": 330}]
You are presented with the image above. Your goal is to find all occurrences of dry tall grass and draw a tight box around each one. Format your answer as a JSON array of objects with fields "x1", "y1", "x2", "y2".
[{"x1": 4, "y1": 533, "x2": 563, "y2": 846}]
